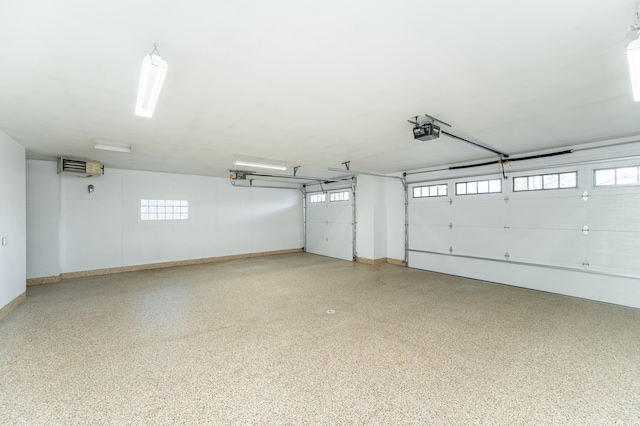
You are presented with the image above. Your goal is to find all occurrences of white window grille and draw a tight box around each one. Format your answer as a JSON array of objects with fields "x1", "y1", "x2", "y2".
[
  {"x1": 513, "y1": 172, "x2": 577, "y2": 192},
  {"x1": 309, "y1": 193, "x2": 326, "y2": 203},
  {"x1": 140, "y1": 199, "x2": 189, "y2": 221},
  {"x1": 594, "y1": 166, "x2": 640, "y2": 186},
  {"x1": 456, "y1": 179, "x2": 502, "y2": 195},
  {"x1": 413, "y1": 184, "x2": 448, "y2": 198},
  {"x1": 330, "y1": 191, "x2": 350, "y2": 202}
]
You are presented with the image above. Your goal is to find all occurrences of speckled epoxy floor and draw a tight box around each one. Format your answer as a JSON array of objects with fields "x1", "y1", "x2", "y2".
[{"x1": 1, "y1": 253, "x2": 640, "y2": 425}]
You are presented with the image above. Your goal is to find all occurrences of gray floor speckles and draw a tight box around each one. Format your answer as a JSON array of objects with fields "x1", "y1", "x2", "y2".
[{"x1": 1, "y1": 253, "x2": 640, "y2": 425}]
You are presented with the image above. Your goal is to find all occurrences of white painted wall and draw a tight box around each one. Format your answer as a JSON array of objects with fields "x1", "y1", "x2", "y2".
[
  {"x1": 355, "y1": 175, "x2": 388, "y2": 260},
  {"x1": 385, "y1": 177, "x2": 405, "y2": 262},
  {"x1": 0, "y1": 130, "x2": 26, "y2": 310},
  {"x1": 26, "y1": 160, "x2": 60, "y2": 278},
  {"x1": 27, "y1": 163, "x2": 303, "y2": 276}
]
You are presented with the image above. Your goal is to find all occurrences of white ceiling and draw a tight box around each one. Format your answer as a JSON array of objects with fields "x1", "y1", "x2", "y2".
[{"x1": 1, "y1": 0, "x2": 640, "y2": 179}]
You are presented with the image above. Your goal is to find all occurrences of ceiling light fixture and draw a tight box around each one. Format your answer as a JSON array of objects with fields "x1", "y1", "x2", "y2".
[
  {"x1": 94, "y1": 139, "x2": 132, "y2": 153},
  {"x1": 234, "y1": 160, "x2": 287, "y2": 171},
  {"x1": 135, "y1": 44, "x2": 168, "y2": 117},
  {"x1": 628, "y1": 13, "x2": 640, "y2": 101}
]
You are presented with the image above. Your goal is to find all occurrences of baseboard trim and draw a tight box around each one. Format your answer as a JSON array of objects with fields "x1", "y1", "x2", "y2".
[
  {"x1": 0, "y1": 292, "x2": 26, "y2": 321},
  {"x1": 27, "y1": 248, "x2": 304, "y2": 285},
  {"x1": 356, "y1": 257, "x2": 406, "y2": 266},
  {"x1": 27, "y1": 275, "x2": 62, "y2": 286}
]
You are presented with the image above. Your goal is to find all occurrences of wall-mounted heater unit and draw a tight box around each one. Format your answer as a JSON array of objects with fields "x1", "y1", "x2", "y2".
[{"x1": 57, "y1": 157, "x2": 102, "y2": 177}]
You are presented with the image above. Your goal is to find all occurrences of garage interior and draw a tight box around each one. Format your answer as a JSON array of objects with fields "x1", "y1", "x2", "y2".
[{"x1": 2, "y1": 1, "x2": 640, "y2": 423}]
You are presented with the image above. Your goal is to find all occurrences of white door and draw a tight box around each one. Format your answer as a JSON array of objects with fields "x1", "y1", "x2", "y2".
[{"x1": 306, "y1": 189, "x2": 354, "y2": 261}]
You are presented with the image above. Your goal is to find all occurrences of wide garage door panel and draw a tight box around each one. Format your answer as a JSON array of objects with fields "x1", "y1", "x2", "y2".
[
  {"x1": 506, "y1": 229, "x2": 586, "y2": 267},
  {"x1": 586, "y1": 193, "x2": 640, "y2": 232},
  {"x1": 408, "y1": 199, "x2": 452, "y2": 225},
  {"x1": 583, "y1": 231, "x2": 640, "y2": 274},
  {"x1": 508, "y1": 195, "x2": 585, "y2": 229},
  {"x1": 408, "y1": 224, "x2": 450, "y2": 252},
  {"x1": 449, "y1": 198, "x2": 507, "y2": 227},
  {"x1": 450, "y1": 227, "x2": 507, "y2": 258}
]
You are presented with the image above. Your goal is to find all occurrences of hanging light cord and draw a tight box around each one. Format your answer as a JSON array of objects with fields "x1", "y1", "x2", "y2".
[{"x1": 150, "y1": 43, "x2": 161, "y2": 57}]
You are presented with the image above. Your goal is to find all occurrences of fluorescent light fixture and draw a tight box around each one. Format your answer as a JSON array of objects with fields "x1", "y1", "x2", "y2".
[
  {"x1": 628, "y1": 36, "x2": 640, "y2": 102},
  {"x1": 94, "y1": 140, "x2": 132, "y2": 153},
  {"x1": 234, "y1": 160, "x2": 287, "y2": 171},
  {"x1": 135, "y1": 45, "x2": 168, "y2": 118}
]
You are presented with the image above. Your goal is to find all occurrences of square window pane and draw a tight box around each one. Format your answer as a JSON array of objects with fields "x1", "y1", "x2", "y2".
[
  {"x1": 437, "y1": 185, "x2": 447, "y2": 196},
  {"x1": 543, "y1": 174, "x2": 559, "y2": 189},
  {"x1": 344, "y1": 192, "x2": 349, "y2": 200},
  {"x1": 429, "y1": 186, "x2": 438, "y2": 196},
  {"x1": 157, "y1": 214, "x2": 165, "y2": 220},
  {"x1": 467, "y1": 182, "x2": 477, "y2": 194},
  {"x1": 141, "y1": 199, "x2": 148, "y2": 206},
  {"x1": 477, "y1": 181, "x2": 489, "y2": 193},
  {"x1": 158, "y1": 200, "x2": 165, "y2": 206},
  {"x1": 149, "y1": 207, "x2": 157, "y2": 214},
  {"x1": 489, "y1": 179, "x2": 501, "y2": 193},
  {"x1": 166, "y1": 214, "x2": 173, "y2": 220},
  {"x1": 528, "y1": 176, "x2": 542, "y2": 190},
  {"x1": 559, "y1": 172, "x2": 577, "y2": 188},
  {"x1": 181, "y1": 200, "x2": 188, "y2": 206},
  {"x1": 616, "y1": 167, "x2": 638, "y2": 184},
  {"x1": 513, "y1": 177, "x2": 527, "y2": 191},
  {"x1": 181, "y1": 207, "x2": 188, "y2": 213},
  {"x1": 456, "y1": 183, "x2": 466, "y2": 195},
  {"x1": 149, "y1": 200, "x2": 157, "y2": 206},
  {"x1": 180, "y1": 213, "x2": 188, "y2": 220},
  {"x1": 141, "y1": 207, "x2": 148, "y2": 213},
  {"x1": 149, "y1": 214, "x2": 157, "y2": 220},
  {"x1": 141, "y1": 214, "x2": 149, "y2": 220},
  {"x1": 413, "y1": 187, "x2": 421, "y2": 197},
  {"x1": 166, "y1": 207, "x2": 173, "y2": 213},
  {"x1": 595, "y1": 169, "x2": 614, "y2": 186}
]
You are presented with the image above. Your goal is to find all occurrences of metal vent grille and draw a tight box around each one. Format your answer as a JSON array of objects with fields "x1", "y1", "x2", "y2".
[{"x1": 57, "y1": 157, "x2": 101, "y2": 176}]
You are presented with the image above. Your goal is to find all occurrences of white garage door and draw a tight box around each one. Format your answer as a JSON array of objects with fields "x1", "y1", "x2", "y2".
[
  {"x1": 407, "y1": 167, "x2": 640, "y2": 277},
  {"x1": 306, "y1": 189, "x2": 354, "y2": 261}
]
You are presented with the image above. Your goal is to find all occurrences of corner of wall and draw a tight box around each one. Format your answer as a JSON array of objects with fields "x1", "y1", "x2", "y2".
[{"x1": 0, "y1": 130, "x2": 27, "y2": 313}]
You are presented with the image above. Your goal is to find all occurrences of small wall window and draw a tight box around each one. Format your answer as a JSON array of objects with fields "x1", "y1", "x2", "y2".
[
  {"x1": 594, "y1": 166, "x2": 640, "y2": 186},
  {"x1": 456, "y1": 179, "x2": 502, "y2": 195},
  {"x1": 330, "y1": 191, "x2": 350, "y2": 202},
  {"x1": 413, "y1": 184, "x2": 447, "y2": 198},
  {"x1": 140, "y1": 199, "x2": 189, "y2": 221},
  {"x1": 513, "y1": 172, "x2": 577, "y2": 192},
  {"x1": 309, "y1": 193, "x2": 326, "y2": 203}
]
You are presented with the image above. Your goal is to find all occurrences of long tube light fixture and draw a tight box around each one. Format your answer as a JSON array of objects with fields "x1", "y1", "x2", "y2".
[
  {"x1": 94, "y1": 140, "x2": 132, "y2": 153},
  {"x1": 629, "y1": 13, "x2": 640, "y2": 102},
  {"x1": 135, "y1": 44, "x2": 168, "y2": 117},
  {"x1": 629, "y1": 38, "x2": 640, "y2": 101},
  {"x1": 234, "y1": 160, "x2": 287, "y2": 171}
]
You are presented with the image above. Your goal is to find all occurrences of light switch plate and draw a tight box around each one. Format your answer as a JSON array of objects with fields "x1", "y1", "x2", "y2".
[{"x1": 1, "y1": 237, "x2": 7, "y2": 246}]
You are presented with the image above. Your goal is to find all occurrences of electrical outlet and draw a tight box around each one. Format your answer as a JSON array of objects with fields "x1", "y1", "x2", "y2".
[{"x1": 1, "y1": 237, "x2": 7, "y2": 246}]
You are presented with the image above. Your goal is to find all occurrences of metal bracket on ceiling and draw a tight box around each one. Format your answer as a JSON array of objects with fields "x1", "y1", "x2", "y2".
[
  {"x1": 293, "y1": 165, "x2": 301, "y2": 177},
  {"x1": 341, "y1": 161, "x2": 350, "y2": 171}
]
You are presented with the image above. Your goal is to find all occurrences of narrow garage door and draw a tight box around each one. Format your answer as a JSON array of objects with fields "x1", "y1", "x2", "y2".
[{"x1": 306, "y1": 188, "x2": 354, "y2": 261}]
